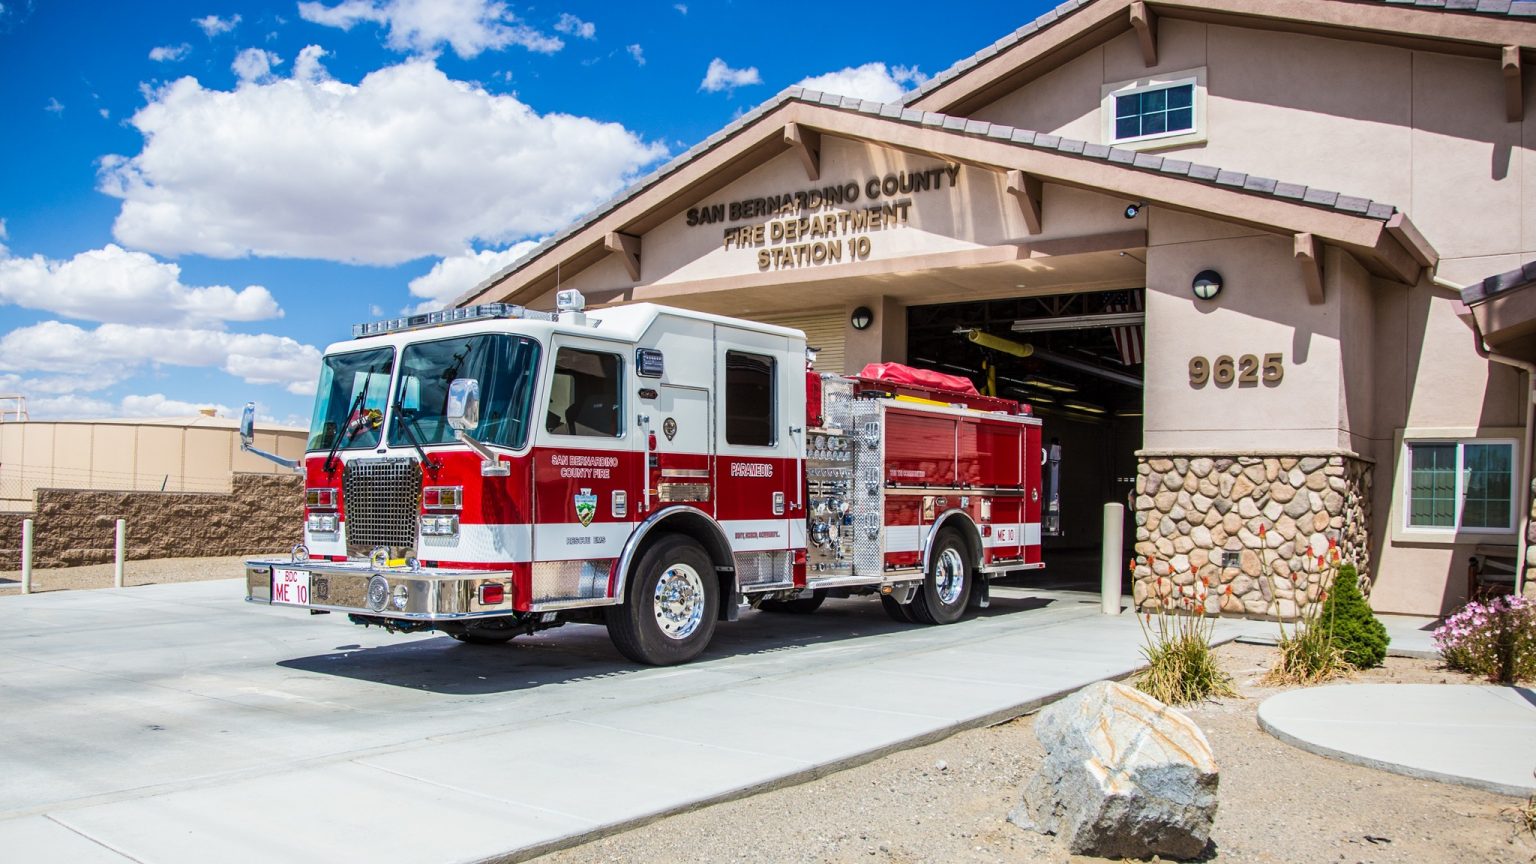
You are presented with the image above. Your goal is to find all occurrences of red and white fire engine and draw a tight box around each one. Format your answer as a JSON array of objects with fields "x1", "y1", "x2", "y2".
[{"x1": 243, "y1": 289, "x2": 1058, "y2": 665}]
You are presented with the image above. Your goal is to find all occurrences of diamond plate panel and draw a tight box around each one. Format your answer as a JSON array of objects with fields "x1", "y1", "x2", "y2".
[
  {"x1": 736, "y1": 551, "x2": 791, "y2": 587},
  {"x1": 850, "y1": 399, "x2": 885, "y2": 579},
  {"x1": 531, "y1": 559, "x2": 612, "y2": 603}
]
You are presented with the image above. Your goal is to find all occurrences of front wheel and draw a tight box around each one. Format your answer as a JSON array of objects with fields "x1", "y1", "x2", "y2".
[
  {"x1": 910, "y1": 530, "x2": 972, "y2": 625},
  {"x1": 606, "y1": 534, "x2": 719, "y2": 665}
]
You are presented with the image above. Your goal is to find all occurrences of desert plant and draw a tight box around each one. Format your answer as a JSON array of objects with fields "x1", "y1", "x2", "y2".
[
  {"x1": 1135, "y1": 560, "x2": 1236, "y2": 705},
  {"x1": 1434, "y1": 594, "x2": 1536, "y2": 684},
  {"x1": 1319, "y1": 562, "x2": 1389, "y2": 668},
  {"x1": 1263, "y1": 533, "x2": 1349, "y2": 685}
]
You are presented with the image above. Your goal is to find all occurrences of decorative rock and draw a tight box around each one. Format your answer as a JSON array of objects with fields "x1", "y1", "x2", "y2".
[
  {"x1": 1164, "y1": 472, "x2": 1184, "y2": 491},
  {"x1": 1237, "y1": 526, "x2": 1260, "y2": 548},
  {"x1": 1240, "y1": 548, "x2": 1261, "y2": 577},
  {"x1": 1243, "y1": 598, "x2": 1268, "y2": 616},
  {"x1": 1173, "y1": 457, "x2": 1189, "y2": 474},
  {"x1": 1170, "y1": 557, "x2": 1192, "y2": 581},
  {"x1": 1183, "y1": 474, "x2": 1200, "y2": 494},
  {"x1": 1212, "y1": 497, "x2": 1233, "y2": 516},
  {"x1": 1307, "y1": 533, "x2": 1328, "y2": 557},
  {"x1": 1190, "y1": 458, "x2": 1213, "y2": 478},
  {"x1": 1203, "y1": 509, "x2": 1223, "y2": 528},
  {"x1": 1237, "y1": 498, "x2": 1260, "y2": 519},
  {"x1": 1136, "y1": 527, "x2": 1151, "y2": 542},
  {"x1": 1276, "y1": 598, "x2": 1298, "y2": 619},
  {"x1": 1283, "y1": 496, "x2": 1310, "y2": 519},
  {"x1": 1305, "y1": 472, "x2": 1329, "y2": 492},
  {"x1": 1145, "y1": 473, "x2": 1163, "y2": 495},
  {"x1": 1191, "y1": 550, "x2": 1210, "y2": 570},
  {"x1": 1155, "y1": 537, "x2": 1175, "y2": 557},
  {"x1": 1312, "y1": 512, "x2": 1330, "y2": 532},
  {"x1": 1287, "y1": 467, "x2": 1305, "y2": 487},
  {"x1": 1170, "y1": 506, "x2": 1187, "y2": 522},
  {"x1": 1132, "y1": 580, "x2": 1148, "y2": 603},
  {"x1": 1262, "y1": 500, "x2": 1283, "y2": 522},
  {"x1": 1135, "y1": 511, "x2": 1149, "y2": 527},
  {"x1": 1264, "y1": 458, "x2": 1281, "y2": 482},
  {"x1": 1280, "y1": 457, "x2": 1298, "y2": 470},
  {"x1": 1191, "y1": 493, "x2": 1212, "y2": 513},
  {"x1": 1009, "y1": 681, "x2": 1220, "y2": 861},
  {"x1": 1220, "y1": 592, "x2": 1244, "y2": 613},
  {"x1": 1148, "y1": 458, "x2": 1174, "y2": 472},
  {"x1": 1277, "y1": 541, "x2": 1294, "y2": 558},
  {"x1": 1323, "y1": 490, "x2": 1343, "y2": 516},
  {"x1": 1222, "y1": 512, "x2": 1242, "y2": 534},
  {"x1": 1210, "y1": 525, "x2": 1227, "y2": 545},
  {"x1": 1213, "y1": 457, "x2": 1234, "y2": 472},
  {"x1": 1160, "y1": 516, "x2": 1178, "y2": 537},
  {"x1": 1197, "y1": 477, "x2": 1219, "y2": 497},
  {"x1": 1238, "y1": 456, "x2": 1261, "y2": 466},
  {"x1": 1173, "y1": 536, "x2": 1195, "y2": 555},
  {"x1": 1328, "y1": 475, "x2": 1347, "y2": 492},
  {"x1": 1242, "y1": 464, "x2": 1267, "y2": 484},
  {"x1": 1154, "y1": 490, "x2": 1177, "y2": 512},
  {"x1": 1298, "y1": 456, "x2": 1327, "y2": 473},
  {"x1": 1218, "y1": 474, "x2": 1235, "y2": 497},
  {"x1": 1135, "y1": 541, "x2": 1157, "y2": 557},
  {"x1": 1269, "y1": 483, "x2": 1296, "y2": 503},
  {"x1": 1231, "y1": 475, "x2": 1256, "y2": 500},
  {"x1": 1191, "y1": 525, "x2": 1213, "y2": 548}
]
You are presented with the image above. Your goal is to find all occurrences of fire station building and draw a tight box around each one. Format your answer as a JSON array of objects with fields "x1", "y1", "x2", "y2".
[{"x1": 459, "y1": 0, "x2": 1536, "y2": 618}]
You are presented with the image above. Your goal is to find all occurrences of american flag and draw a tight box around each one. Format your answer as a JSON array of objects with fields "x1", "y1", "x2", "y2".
[{"x1": 1107, "y1": 290, "x2": 1144, "y2": 366}]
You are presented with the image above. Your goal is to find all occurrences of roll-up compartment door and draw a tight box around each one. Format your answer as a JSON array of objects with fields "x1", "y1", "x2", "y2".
[{"x1": 751, "y1": 309, "x2": 845, "y2": 375}]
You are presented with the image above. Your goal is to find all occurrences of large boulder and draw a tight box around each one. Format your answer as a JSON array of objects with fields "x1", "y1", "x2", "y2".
[{"x1": 1009, "y1": 680, "x2": 1219, "y2": 860}]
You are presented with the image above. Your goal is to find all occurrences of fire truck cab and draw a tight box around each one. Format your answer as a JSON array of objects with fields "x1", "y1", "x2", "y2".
[{"x1": 244, "y1": 290, "x2": 1046, "y2": 665}]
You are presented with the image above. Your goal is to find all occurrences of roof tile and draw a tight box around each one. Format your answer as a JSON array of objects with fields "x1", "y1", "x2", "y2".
[
  {"x1": 987, "y1": 125, "x2": 1017, "y2": 140},
  {"x1": 1010, "y1": 129, "x2": 1037, "y2": 144},
  {"x1": 1215, "y1": 169, "x2": 1248, "y2": 186},
  {"x1": 1107, "y1": 148, "x2": 1136, "y2": 165},
  {"x1": 1366, "y1": 202, "x2": 1397, "y2": 219},
  {"x1": 1335, "y1": 195, "x2": 1373, "y2": 214},
  {"x1": 1132, "y1": 152, "x2": 1164, "y2": 170},
  {"x1": 1274, "y1": 182, "x2": 1308, "y2": 199},
  {"x1": 942, "y1": 115, "x2": 968, "y2": 131},
  {"x1": 1158, "y1": 158, "x2": 1193, "y2": 175},
  {"x1": 1187, "y1": 164, "x2": 1220, "y2": 181},
  {"x1": 1082, "y1": 142, "x2": 1112, "y2": 159},
  {"x1": 1034, "y1": 133, "x2": 1061, "y2": 148},
  {"x1": 1058, "y1": 138, "x2": 1086, "y2": 154},
  {"x1": 1243, "y1": 176, "x2": 1278, "y2": 194},
  {"x1": 965, "y1": 119, "x2": 992, "y2": 135},
  {"x1": 1303, "y1": 188, "x2": 1341, "y2": 207}
]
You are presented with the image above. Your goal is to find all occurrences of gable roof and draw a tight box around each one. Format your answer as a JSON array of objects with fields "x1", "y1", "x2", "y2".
[
  {"x1": 905, "y1": 0, "x2": 1536, "y2": 116},
  {"x1": 458, "y1": 89, "x2": 1433, "y2": 309}
]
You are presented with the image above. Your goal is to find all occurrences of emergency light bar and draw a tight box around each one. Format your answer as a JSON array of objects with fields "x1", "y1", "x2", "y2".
[{"x1": 351, "y1": 303, "x2": 554, "y2": 338}]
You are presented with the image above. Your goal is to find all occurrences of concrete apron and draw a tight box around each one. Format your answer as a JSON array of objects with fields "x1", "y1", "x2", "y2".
[{"x1": 0, "y1": 580, "x2": 1241, "y2": 864}]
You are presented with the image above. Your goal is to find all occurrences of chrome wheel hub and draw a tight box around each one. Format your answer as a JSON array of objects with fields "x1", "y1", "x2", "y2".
[
  {"x1": 654, "y1": 563, "x2": 705, "y2": 640},
  {"x1": 935, "y1": 547, "x2": 965, "y2": 606}
]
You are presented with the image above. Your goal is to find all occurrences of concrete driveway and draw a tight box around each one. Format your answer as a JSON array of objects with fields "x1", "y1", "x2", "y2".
[{"x1": 0, "y1": 577, "x2": 1176, "y2": 863}]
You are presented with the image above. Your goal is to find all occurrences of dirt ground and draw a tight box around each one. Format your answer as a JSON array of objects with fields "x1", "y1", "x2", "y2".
[
  {"x1": 529, "y1": 643, "x2": 1534, "y2": 864},
  {"x1": 0, "y1": 555, "x2": 248, "y2": 592}
]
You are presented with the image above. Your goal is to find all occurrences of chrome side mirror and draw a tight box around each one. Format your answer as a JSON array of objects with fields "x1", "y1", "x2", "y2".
[
  {"x1": 240, "y1": 402, "x2": 256, "y2": 448},
  {"x1": 445, "y1": 378, "x2": 480, "y2": 432}
]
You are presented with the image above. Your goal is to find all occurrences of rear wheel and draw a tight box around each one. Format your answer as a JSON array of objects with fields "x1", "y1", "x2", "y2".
[
  {"x1": 910, "y1": 530, "x2": 972, "y2": 625},
  {"x1": 880, "y1": 594, "x2": 916, "y2": 623},
  {"x1": 607, "y1": 534, "x2": 719, "y2": 665},
  {"x1": 758, "y1": 589, "x2": 827, "y2": 614}
]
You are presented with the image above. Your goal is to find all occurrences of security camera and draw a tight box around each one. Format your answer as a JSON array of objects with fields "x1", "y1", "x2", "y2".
[{"x1": 1124, "y1": 201, "x2": 1146, "y2": 219}]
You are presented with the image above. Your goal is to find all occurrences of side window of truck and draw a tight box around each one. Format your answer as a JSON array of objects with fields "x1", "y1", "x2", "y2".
[
  {"x1": 725, "y1": 350, "x2": 776, "y2": 446},
  {"x1": 546, "y1": 347, "x2": 622, "y2": 437}
]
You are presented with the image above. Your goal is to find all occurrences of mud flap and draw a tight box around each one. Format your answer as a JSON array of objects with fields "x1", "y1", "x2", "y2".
[{"x1": 969, "y1": 575, "x2": 990, "y2": 609}]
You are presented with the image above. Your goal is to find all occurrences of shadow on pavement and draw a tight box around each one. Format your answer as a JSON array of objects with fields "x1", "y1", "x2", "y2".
[{"x1": 277, "y1": 592, "x2": 1061, "y2": 696}]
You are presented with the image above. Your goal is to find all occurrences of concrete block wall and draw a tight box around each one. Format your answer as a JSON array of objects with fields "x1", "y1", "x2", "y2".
[{"x1": 1, "y1": 473, "x2": 303, "y2": 568}]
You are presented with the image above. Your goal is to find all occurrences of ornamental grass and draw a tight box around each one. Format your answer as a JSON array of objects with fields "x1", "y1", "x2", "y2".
[{"x1": 1134, "y1": 558, "x2": 1236, "y2": 706}]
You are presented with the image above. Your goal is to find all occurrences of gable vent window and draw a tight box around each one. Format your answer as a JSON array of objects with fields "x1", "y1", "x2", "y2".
[
  {"x1": 1101, "y1": 68, "x2": 1206, "y2": 151},
  {"x1": 1115, "y1": 83, "x2": 1193, "y2": 141}
]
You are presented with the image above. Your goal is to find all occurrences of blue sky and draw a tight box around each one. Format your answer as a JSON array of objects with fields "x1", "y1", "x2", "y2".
[{"x1": 0, "y1": 0, "x2": 1045, "y2": 425}]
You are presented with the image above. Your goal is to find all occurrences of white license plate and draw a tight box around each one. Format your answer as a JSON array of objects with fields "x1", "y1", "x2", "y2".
[{"x1": 271, "y1": 568, "x2": 312, "y2": 606}]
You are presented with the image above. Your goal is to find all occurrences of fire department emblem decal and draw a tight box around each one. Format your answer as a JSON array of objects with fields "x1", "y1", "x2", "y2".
[
  {"x1": 663, "y1": 417, "x2": 677, "y2": 441},
  {"x1": 574, "y1": 488, "x2": 598, "y2": 527}
]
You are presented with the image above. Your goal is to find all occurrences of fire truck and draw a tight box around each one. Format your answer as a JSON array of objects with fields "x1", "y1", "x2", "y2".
[{"x1": 242, "y1": 289, "x2": 1054, "y2": 665}]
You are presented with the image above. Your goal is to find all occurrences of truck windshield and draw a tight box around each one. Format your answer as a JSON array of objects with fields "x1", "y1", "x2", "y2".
[
  {"x1": 307, "y1": 347, "x2": 395, "y2": 451},
  {"x1": 390, "y1": 334, "x2": 541, "y2": 449}
]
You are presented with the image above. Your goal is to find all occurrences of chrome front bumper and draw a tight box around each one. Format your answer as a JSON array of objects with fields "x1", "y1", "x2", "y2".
[{"x1": 244, "y1": 558, "x2": 517, "y2": 620}]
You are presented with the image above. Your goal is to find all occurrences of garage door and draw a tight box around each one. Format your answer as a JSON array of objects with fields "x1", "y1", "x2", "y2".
[{"x1": 750, "y1": 309, "x2": 846, "y2": 375}]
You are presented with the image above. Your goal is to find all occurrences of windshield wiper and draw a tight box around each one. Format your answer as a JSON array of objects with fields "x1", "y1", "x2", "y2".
[
  {"x1": 324, "y1": 391, "x2": 369, "y2": 475},
  {"x1": 392, "y1": 402, "x2": 440, "y2": 476}
]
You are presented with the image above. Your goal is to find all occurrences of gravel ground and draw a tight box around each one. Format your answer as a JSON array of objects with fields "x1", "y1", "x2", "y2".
[
  {"x1": 0, "y1": 555, "x2": 248, "y2": 592},
  {"x1": 530, "y1": 643, "x2": 1535, "y2": 864}
]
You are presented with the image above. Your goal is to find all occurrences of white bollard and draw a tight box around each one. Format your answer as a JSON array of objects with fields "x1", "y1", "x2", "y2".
[
  {"x1": 21, "y1": 518, "x2": 33, "y2": 594},
  {"x1": 114, "y1": 519, "x2": 126, "y2": 588},
  {"x1": 1101, "y1": 502, "x2": 1124, "y2": 615}
]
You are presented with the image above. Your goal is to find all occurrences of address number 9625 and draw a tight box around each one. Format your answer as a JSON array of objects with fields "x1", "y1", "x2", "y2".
[{"x1": 1189, "y1": 353, "x2": 1284, "y2": 387}]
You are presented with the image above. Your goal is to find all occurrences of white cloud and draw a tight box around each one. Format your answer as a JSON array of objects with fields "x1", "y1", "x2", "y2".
[
  {"x1": 232, "y1": 48, "x2": 282, "y2": 83},
  {"x1": 149, "y1": 43, "x2": 191, "y2": 62},
  {"x1": 298, "y1": 0, "x2": 562, "y2": 59},
  {"x1": 673, "y1": 4, "x2": 687, "y2": 14},
  {"x1": 120, "y1": 393, "x2": 232, "y2": 417},
  {"x1": 195, "y1": 13, "x2": 241, "y2": 37},
  {"x1": 0, "y1": 321, "x2": 322, "y2": 395},
  {"x1": 626, "y1": 44, "x2": 644, "y2": 66},
  {"x1": 44, "y1": 97, "x2": 63, "y2": 114},
  {"x1": 700, "y1": 58, "x2": 760, "y2": 94},
  {"x1": 99, "y1": 60, "x2": 667, "y2": 265},
  {"x1": 0, "y1": 218, "x2": 8, "y2": 257},
  {"x1": 794, "y1": 63, "x2": 927, "y2": 104},
  {"x1": 554, "y1": 13, "x2": 593, "y2": 39},
  {"x1": 292, "y1": 44, "x2": 330, "y2": 82},
  {"x1": 0, "y1": 244, "x2": 281, "y2": 326},
  {"x1": 23, "y1": 394, "x2": 118, "y2": 419},
  {"x1": 407, "y1": 241, "x2": 539, "y2": 312}
]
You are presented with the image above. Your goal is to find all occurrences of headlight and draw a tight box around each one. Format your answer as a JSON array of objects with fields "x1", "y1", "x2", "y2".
[
  {"x1": 391, "y1": 584, "x2": 409, "y2": 610},
  {"x1": 421, "y1": 514, "x2": 459, "y2": 536},
  {"x1": 306, "y1": 513, "x2": 339, "y2": 533}
]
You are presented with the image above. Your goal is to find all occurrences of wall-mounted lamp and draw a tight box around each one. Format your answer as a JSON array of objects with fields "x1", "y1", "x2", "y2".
[
  {"x1": 1191, "y1": 269, "x2": 1223, "y2": 300},
  {"x1": 850, "y1": 306, "x2": 874, "y2": 330},
  {"x1": 1123, "y1": 201, "x2": 1147, "y2": 219}
]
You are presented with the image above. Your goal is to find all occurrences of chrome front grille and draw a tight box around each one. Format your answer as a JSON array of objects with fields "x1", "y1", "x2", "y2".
[{"x1": 343, "y1": 458, "x2": 421, "y2": 557}]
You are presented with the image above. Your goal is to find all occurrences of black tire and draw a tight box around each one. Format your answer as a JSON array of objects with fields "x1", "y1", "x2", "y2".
[
  {"x1": 910, "y1": 530, "x2": 972, "y2": 625},
  {"x1": 448, "y1": 628, "x2": 516, "y2": 645},
  {"x1": 758, "y1": 589, "x2": 827, "y2": 614},
  {"x1": 880, "y1": 594, "x2": 917, "y2": 623},
  {"x1": 607, "y1": 534, "x2": 719, "y2": 665}
]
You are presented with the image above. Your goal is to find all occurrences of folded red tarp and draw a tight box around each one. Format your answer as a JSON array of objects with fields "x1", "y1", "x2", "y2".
[{"x1": 857, "y1": 362, "x2": 979, "y2": 396}]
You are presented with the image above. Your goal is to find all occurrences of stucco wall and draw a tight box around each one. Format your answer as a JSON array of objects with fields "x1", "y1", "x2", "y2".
[
  {"x1": 969, "y1": 20, "x2": 1536, "y2": 278},
  {"x1": 0, "y1": 473, "x2": 303, "y2": 569}
]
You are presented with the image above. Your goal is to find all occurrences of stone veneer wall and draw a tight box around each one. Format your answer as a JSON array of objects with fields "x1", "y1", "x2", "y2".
[
  {"x1": 0, "y1": 473, "x2": 302, "y2": 569},
  {"x1": 1133, "y1": 453, "x2": 1373, "y2": 619}
]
